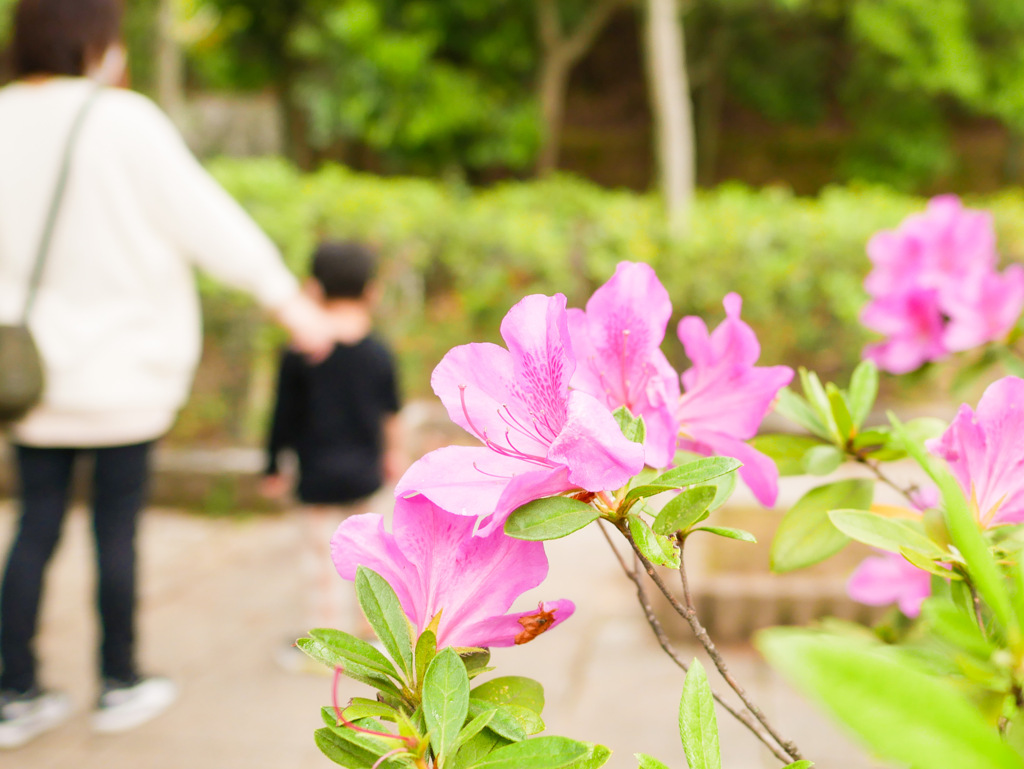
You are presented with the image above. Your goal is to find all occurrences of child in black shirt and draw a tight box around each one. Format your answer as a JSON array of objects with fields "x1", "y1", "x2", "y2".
[{"x1": 262, "y1": 241, "x2": 403, "y2": 661}]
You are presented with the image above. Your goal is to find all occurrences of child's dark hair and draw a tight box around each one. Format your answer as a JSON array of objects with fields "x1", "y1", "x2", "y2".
[{"x1": 311, "y1": 241, "x2": 377, "y2": 299}]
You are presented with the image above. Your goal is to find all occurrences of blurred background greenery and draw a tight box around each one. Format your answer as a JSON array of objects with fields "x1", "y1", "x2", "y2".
[{"x1": 4, "y1": 0, "x2": 1024, "y2": 446}]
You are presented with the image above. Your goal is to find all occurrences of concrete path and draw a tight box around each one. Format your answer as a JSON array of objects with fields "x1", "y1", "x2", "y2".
[{"x1": 0, "y1": 497, "x2": 884, "y2": 769}]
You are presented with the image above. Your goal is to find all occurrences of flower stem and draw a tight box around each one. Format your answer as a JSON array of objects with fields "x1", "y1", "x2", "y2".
[
  {"x1": 596, "y1": 522, "x2": 797, "y2": 765},
  {"x1": 615, "y1": 521, "x2": 804, "y2": 763}
]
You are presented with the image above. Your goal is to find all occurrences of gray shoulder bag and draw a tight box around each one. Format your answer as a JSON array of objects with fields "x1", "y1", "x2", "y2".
[{"x1": 0, "y1": 87, "x2": 101, "y2": 423}]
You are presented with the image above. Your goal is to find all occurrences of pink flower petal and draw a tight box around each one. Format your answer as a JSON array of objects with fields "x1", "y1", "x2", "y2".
[
  {"x1": 456, "y1": 599, "x2": 576, "y2": 648},
  {"x1": 847, "y1": 552, "x2": 932, "y2": 618}
]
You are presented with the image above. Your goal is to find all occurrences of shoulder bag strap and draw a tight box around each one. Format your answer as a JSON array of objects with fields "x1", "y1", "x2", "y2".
[{"x1": 20, "y1": 85, "x2": 103, "y2": 323}]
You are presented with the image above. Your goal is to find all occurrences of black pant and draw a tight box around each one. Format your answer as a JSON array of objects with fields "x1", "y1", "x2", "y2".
[{"x1": 0, "y1": 442, "x2": 153, "y2": 693}]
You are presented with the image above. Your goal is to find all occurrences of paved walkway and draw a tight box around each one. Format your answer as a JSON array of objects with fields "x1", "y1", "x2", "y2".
[{"x1": 0, "y1": 495, "x2": 884, "y2": 769}]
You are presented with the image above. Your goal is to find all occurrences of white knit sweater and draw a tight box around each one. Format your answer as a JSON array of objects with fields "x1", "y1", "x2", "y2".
[{"x1": 0, "y1": 79, "x2": 300, "y2": 446}]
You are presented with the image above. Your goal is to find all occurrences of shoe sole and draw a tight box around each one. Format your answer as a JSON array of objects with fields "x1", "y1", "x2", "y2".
[
  {"x1": 92, "y1": 680, "x2": 178, "y2": 734},
  {"x1": 0, "y1": 695, "x2": 72, "y2": 749}
]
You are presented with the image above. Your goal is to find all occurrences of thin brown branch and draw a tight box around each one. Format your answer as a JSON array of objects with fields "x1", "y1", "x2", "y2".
[
  {"x1": 616, "y1": 521, "x2": 804, "y2": 763},
  {"x1": 600, "y1": 535, "x2": 796, "y2": 765},
  {"x1": 853, "y1": 455, "x2": 919, "y2": 505}
]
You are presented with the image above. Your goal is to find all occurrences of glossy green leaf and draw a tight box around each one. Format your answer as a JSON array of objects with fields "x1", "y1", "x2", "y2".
[
  {"x1": 826, "y1": 383, "x2": 854, "y2": 444},
  {"x1": 465, "y1": 736, "x2": 590, "y2": 769},
  {"x1": 692, "y1": 526, "x2": 756, "y2": 543},
  {"x1": 304, "y1": 628, "x2": 401, "y2": 681},
  {"x1": 653, "y1": 485, "x2": 716, "y2": 535},
  {"x1": 919, "y1": 598, "x2": 994, "y2": 659},
  {"x1": 801, "y1": 444, "x2": 844, "y2": 476},
  {"x1": 847, "y1": 359, "x2": 879, "y2": 429},
  {"x1": 628, "y1": 514, "x2": 680, "y2": 568},
  {"x1": 800, "y1": 368, "x2": 839, "y2": 442},
  {"x1": 471, "y1": 676, "x2": 544, "y2": 715},
  {"x1": 749, "y1": 434, "x2": 827, "y2": 476},
  {"x1": 707, "y1": 471, "x2": 736, "y2": 512},
  {"x1": 614, "y1": 406, "x2": 647, "y2": 445},
  {"x1": 298, "y1": 635, "x2": 404, "y2": 698},
  {"x1": 452, "y1": 709, "x2": 497, "y2": 757},
  {"x1": 563, "y1": 743, "x2": 611, "y2": 769},
  {"x1": 775, "y1": 387, "x2": 830, "y2": 439},
  {"x1": 415, "y1": 630, "x2": 438, "y2": 687},
  {"x1": 314, "y1": 727, "x2": 376, "y2": 769},
  {"x1": 504, "y1": 497, "x2": 600, "y2": 541},
  {"x1": 770, "y1": 480, "x2": 871, "y2": 573},
  {"x1": 423, "y1": 647, "x2": 471, "y2": 762},
  {"x1": 467, "y1": 699, "x2": 526, "y2": 742},
  {"x1": 343, "y1": 698, "x2": 401, "y2": 723},
  {"x1": 647, "y1": 457, "x2": 742, "y2": 493},
  {"x1": 759, "y1": 628, "x2": 1024, "y2": 769},
  {"x1": 449, "y1": 729, "x2": 510, "y2": 769},
  {"x1": 679, "y1": 659, "x2": 721, "y2": 769},
  {"x1": 635, "y1": 755, "x2": 671, "y2": 769},
  {"x1": 782, "y1": 762, "x2": 814, "y2": 769},
  {"x1": 355, "y1": 567, "x2": 414, "y2": 678},
  {"x1": 829, "y1": 510, "x2": 947, "y2": 560}
]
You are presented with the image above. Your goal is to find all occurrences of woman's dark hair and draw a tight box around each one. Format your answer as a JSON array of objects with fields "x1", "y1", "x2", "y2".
[
  {"x1": 311, "y1": 241, "x2": 378, "y2": 300},
  {"x1": 11, "y1": 0, "x2": 123, "y2": 78}
]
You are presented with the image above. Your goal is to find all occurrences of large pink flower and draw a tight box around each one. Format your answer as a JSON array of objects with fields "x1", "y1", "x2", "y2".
[
  {"x1": 927, "y1": 376, "x2": 1024, "y2": 526},
  {"x1": 675, "y1": 293, "x2": 794, "y2": 506},
  {"x1": 396, "y1": 293, "x2": 644, "y2": 534},
  {"x1": 861, "y1": 195, "x2": 1024, "y2": 372},
  {"x1": 847, "y1": 550, "x2": 932, "y2": 618},
  {"x1": 567, "y1": 262, "x2": 681, "y2": 469},
  {"x1": 331, "y1": 494, "x2": 574, "y2": 648}
]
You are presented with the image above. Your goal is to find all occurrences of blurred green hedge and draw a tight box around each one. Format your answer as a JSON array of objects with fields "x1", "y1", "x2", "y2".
[{"x1": 174, "y1": 157, "x2": 1024, "y2": 446}]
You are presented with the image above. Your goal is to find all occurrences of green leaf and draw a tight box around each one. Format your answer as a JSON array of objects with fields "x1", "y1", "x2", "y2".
[
  {"x1": 647, "y1": 456, "x2": 742, "y2": 491},
  {"x1": 563, "y1": 743, "x2": 612, "y2": 769},
  {"x1": 467, "y1": 700, "x2": 526, "y2": 742},
  {"x1": 449, "y1": 729, "x2": 510, "y2": 769},
  {"x1": 303, "y1": 628, "x2": 401, "y2": 680},
  {"x1": 770, "y1": 480, "x2": 872, "y2": 573},
  {"x1": 343, "y1": 698, "x2": 401, "y2": 723},
  {"x1": 692, "y1": 526, "x2": 756, "y2": 543},
  {"x1": 355, "y1": 567, "x2": 415, "y2": 679},
  {"x1": 452, "y1": 709, "x2": 497, "y2": 757},
  {"x1": 635, "y1": 755, "x2": 672, "y2": 769},
  {"x1": 504, "y1": 497, "x2": 600, "y2": 541},
  {"x1": 707, "y1": 471, "x2": 736, "y2": 512},
  {"x1": 847, "y1": 360, "x2": 879, "y2": 430},
  {"x1": 800, "y1": 444, "x2": 844, "y2": 476},
  {"x1": 415, "y1": 630, "x2": 438, "y2": 687},
  {"x1": 800, "y1": 368, "x2": 839, "y2": 442},
  {"x1": 679, "y1": 659, "x2": 721, "y2": 769},
  {"x1": 749, "y1": 434, "x2": 827, "y2": 476},
  {"x1": 653, "y1": 485, "x2": 716, "y2": 535},
  {"x1": 423, "y1": 647, "x2": 471, "y2": 762},
  {"x1": 775, "y1": 387, "x2": 829, "y2": 439},
  {"x1": 471, "y1": 676, "x2": 545, "y2": 715},
  {"x1": 462, "y1": 649, "x2": 492, "y2": 680},
  {"x1": 614, "y1": 406, "x2": 647, "y2": 445},
  {"x1": 900, "y1": 547, "x2": 959, "y2": 579},
  {"x1": 826, "y1": 382, "x2": 854, "y2": 444},
  {"x1": 828, "y1": 509, "x2": 947, "y2": 560},
  {"x1": 919, "y1": 598, "x2": 995, "y2": 659},
  {"x1": 782, "y1": 762, "x2": 814, "y2": 769},
  {"x1": 622, "y1": 485, "x2": 679, "y2": 505},
  {"x1": 314, "y1": 727, "x2": 376, "y2": 769},
  {"x1": 628, "y1": 514, "x2": 680, "y2": 568},
  {"x1": 758, "y1": 628, "x2": 1024, "y2": 769},
  {"x1": 465, "y1": 736, "x2": 590, "y2": 769},
  {"x1": 297, "y1": 634, "x2": 404, "y2": 698}
]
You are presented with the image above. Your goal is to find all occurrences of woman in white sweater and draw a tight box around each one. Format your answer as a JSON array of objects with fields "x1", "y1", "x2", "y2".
[{"x1": 0, "y1": 0, "x2": 332, "y2": 746}]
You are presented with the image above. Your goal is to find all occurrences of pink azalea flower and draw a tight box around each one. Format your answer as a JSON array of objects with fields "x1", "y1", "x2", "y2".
[
  {"x1": 331, "y1": 494, "x2": 574, "y2": 648},
  {"x1": 675, "y1": 293, "x2": 794, "y2": 506},
  {"x1": 566, "y1": 262, "x2": 681, "y2": 469},
  {"x1": 396, "y1": 293, "x2": 644, "y2": 534},
  {"x1": 847, "y1": 550, "x2": 932, "y2": 618},
  {"x1": 927, "y1": 376, "x2": 1024, "y2": 526},
  {"x1": 861, "y1": 195, "x2": 1024, "y2": 372},
  {"x1": 860, "y1": 289, "x2": 947, "y2": 375}
]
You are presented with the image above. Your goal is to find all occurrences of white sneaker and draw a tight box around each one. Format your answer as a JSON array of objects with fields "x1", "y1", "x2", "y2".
[
  {"x1": 0, "y1": 688, "x2": 72, "y2": 749},
  {"x1": 91, "y1": 676, "x2": 178, "y2": 734}
]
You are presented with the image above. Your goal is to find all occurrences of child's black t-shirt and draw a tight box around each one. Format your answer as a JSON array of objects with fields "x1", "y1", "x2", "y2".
[{"x1": 264, "y1": 336, "x2": 400, "y2": 504}]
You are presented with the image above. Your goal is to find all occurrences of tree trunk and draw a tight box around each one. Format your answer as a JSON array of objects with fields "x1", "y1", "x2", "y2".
[
  {"x1": 644, "y1": 0, "x2": 695, "y2": 234},
  {"x1": 536, "y1": 51, "x2": 571, "y2": 175},
  {"x1": 535, "y1": 0, "x2": 626, "y2": 176},
  {"x1": 155, "y1": 0, "x2": 185, "y2": 124}
]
